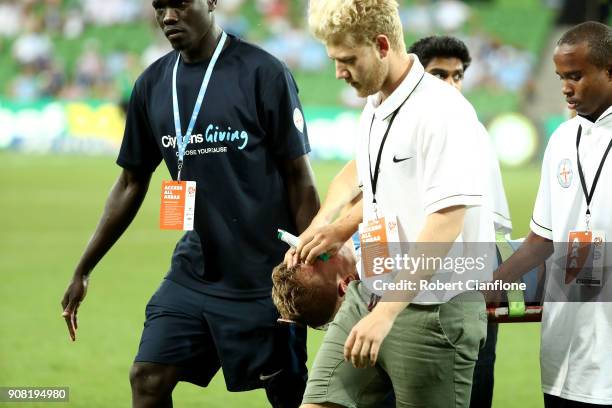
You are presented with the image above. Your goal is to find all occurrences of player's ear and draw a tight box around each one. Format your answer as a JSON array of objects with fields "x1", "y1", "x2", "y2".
[
  {"x1": 338, "y1": 280, "x2": 349, "y2": 297},
  {"x1": 338, "y1": 281, "x2": 348, "y2": 297},
  {"x1": 374, "y1": 35, "x2": 391, "y2": 59}
]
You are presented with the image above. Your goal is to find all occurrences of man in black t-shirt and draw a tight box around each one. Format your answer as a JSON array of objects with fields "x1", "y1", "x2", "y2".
[{"x1": 60, "y1": 1, "x2": 319, "y2": 407}]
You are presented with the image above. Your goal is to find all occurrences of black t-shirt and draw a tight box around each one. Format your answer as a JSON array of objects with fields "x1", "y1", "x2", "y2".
[{"x1": 117, "y1": 35, "x2": 310, "y2": 298}]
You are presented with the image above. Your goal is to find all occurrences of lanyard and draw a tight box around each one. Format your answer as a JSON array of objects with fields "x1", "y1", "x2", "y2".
[
  {"x1": 575, "y1": 124, "x2": 612, "y2": 230},
  {"x1": 172, "y1": 31, "x2": 227, "y2": 180},
  {"x1": 368, "y1": 109, "x2": 400, "y2": 208},
  {"x1": 367, "y1": 72, "x2": 423, "y2": 212}
]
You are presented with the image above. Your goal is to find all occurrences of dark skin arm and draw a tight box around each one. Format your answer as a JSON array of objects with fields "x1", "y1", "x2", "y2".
[
  {"x1": 486, "y1": 231, "x2": 554, "y2": 304},
  {"x1": 494, "y1": 231, "x2": 554, "y2": 283},
  {"x1": 61, "y1": 168, "x2": 152, "y2": 341},
  {"x1": 280, "y1": 155, "x2": 320, "y2": 233}
]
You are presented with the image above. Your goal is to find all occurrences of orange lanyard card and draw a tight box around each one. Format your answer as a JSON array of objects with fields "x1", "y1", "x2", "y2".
[
  {"x1": 160, "y1": 180, "x2": 196, "y2": 231},
  {"x1": 359, "y1": 215, "x2": 400, "y2": 279},
  {"x1": 565, "y1": 230, "x2": 605, "y2": 286}
]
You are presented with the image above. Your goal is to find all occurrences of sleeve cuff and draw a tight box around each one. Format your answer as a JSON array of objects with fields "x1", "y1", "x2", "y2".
[
  {"x1": 280, "y1": 142, "x2": 311, "y2": 160},
  {"x1": 493, "y1": 213, "x2": 513, "y2": 235},
  {"x1": 529, "y1": 218, "x2": 553, "y2": 240},
  {"x1": 424, "y1": 194, "x2": 483, "y2": 215},
  {"x1": 116, "y1": 157, "x2": 157, "y2": 174}
]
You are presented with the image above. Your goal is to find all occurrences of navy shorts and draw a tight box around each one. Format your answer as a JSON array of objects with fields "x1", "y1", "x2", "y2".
[{"x1": 134, "y1": 279, "x2": 307, "y2": 392}]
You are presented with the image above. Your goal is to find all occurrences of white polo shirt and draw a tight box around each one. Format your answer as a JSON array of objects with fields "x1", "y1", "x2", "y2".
[
  {"x1": 530, "y1": 106, "x2": 612, "y2": 405},
  {"x1": 478, "y1": 122, "x2": 512, "y2": 235},
  {"x1": 356, "y1": 55, "x2": 496, "y2": 303}
]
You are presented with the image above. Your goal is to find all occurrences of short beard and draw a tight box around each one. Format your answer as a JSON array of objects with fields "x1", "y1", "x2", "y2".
[{"x1": 355, "y1": 58, "x2": 388, "y2": 98}]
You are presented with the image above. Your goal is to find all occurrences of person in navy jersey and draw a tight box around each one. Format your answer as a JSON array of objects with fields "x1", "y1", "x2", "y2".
[{"x1": 60, "y1": 1, "x2": 319, "y2": 407}]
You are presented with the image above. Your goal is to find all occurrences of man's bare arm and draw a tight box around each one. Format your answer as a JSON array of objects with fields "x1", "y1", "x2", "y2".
[
  {"x1": 297, "y1": 199, "x2": 364, "y2": 265},
  {"x1": 376, "y1": 205, "x2": 467, "y2": 312},
  {"x1": 285, "y1": 159, "x2": 362, "y2": 266},
  {"x1": 280, "y1": 155, "x2": 320, "y2": 233},
  {"x1": 61, "y1": 168, "x2": 152, "y2": 341},
  {"x1": 312, "y1": 159, "x2": 361, "y2": 226},
  {"x1": 344, "y1": 205, "x2": 467, "y2": 368},
  {"x1": 494, "y1": 231, "x2": 553, "y2": 283}
]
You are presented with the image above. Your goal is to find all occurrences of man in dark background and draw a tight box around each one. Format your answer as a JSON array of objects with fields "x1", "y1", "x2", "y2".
[{"x1": 61, "y1": 1, "x2": 319, "y2": 407}]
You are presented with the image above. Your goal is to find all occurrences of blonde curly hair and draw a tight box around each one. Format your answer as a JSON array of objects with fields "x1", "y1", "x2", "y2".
[
  {"x1": 271, "y1": 263, "x2": 305, "y2": 323},
  {"x1": 308, "y1": 0, "x2": 405, "y2": 51},
  {"x1": 271, "y1": 262, "x2": 338, "y2": 328}
]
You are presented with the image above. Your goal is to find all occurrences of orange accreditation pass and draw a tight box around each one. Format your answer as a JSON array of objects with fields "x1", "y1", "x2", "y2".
[
  {"x1": 160, "y1": 180, "x2": 196, "y2": 230},
  {"x1": 565, "y1": 230, "x2": 605, "y2": 286},
  {"x1": 358, "y1": 215, "x2": 400, "y2": 279}
]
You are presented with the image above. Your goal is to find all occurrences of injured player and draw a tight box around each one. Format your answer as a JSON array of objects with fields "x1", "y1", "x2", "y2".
[{"x1": 272, "y1": 242, "x2": 360, "y2": 329}]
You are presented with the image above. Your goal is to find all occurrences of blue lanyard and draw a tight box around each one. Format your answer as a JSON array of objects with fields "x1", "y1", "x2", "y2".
[{"x1": 172, "y1": 30, "x2": 227, "y2": 180}]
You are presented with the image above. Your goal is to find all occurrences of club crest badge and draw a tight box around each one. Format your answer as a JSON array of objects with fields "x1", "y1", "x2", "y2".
[
  {"x1": 557, "y1": 158, "x2": 573, "y2": 188},
  {"x1": 293, "y1": 108, "x2": 304, "y2": 133}
]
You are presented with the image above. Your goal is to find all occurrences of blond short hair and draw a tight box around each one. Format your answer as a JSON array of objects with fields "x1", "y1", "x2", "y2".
[
  {"x1": 271, "y1": 263, "x2": 305, "y2": 322},
  {"x1": 271, "y1": 263, "x2": 338, "y2": 328},
  {"x1": 308, "y1": 0, "x2": 405, "y2": 51}
]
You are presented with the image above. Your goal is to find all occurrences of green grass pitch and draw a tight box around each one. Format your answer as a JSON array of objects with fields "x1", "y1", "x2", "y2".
[{"x1": 0, "y1": 152, "x2": 542, "y2": 407}]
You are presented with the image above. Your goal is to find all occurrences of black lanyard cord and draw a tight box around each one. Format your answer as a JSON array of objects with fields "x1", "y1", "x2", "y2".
[
  {"x1": 368, "y1": 109, "x2": 400, "y2": 204},
  {"x1": 576, "y1": 124, "x2": 612, "y2": 216},
  {"x1": 367, "y1": 73, "x2": 425, "y2": 205}
]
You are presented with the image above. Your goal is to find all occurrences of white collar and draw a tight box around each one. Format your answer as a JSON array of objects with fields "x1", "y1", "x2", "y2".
[
  {"x1": 367, "y1": 54, "x2": 425, "y2": 121},
  {"x1": 595, "y1": 105, "x2": 612, "y2": 125},
  {"x1": 575, "y1": 105, "x2": 612, "y2": 128}
]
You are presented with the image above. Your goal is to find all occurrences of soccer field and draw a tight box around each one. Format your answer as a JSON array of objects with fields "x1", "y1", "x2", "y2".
[{"x1": 0, "y1": 152, "x2": 543, "y2": 407}]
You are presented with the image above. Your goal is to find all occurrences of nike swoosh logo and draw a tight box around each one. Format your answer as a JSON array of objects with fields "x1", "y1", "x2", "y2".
[
  {"x1": 259, "y1": 369, "x2": 283, "y2": 381},
  {"x1": 393, "y1": 156, "x2": 412, "y2": 163}
]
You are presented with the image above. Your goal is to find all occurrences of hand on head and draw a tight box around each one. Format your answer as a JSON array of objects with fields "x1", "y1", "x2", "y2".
[
  {"x1": 273, "y1": 243, "x2": 358, "y2": 328},
  {"x1": 284, "y1": 224, "x2": 352, "y2": 268}
]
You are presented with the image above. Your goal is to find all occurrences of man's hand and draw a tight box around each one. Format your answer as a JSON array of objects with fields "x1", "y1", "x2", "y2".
[
  {"x1": 61, "y1": 275, "x2": 89, "y2": 341},
  {"x1": 282, "y1": 219, "x2": 324, "y2": 267},
  {"x1": 284, "y1": 201, "x2": 362, "y2": 267},
  {"x1": 282, "y1": 223, "x2": 349, "y2": 267},
  {"x1": 343, "y1": 306, "x2": 396, "y2": 368},
  {"x1": 295, "y1": 224, "x2": 348, "y2": 265}
]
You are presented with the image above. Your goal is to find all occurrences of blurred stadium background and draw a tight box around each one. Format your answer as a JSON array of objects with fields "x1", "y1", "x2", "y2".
[{"x1": 0, "y1": 0, "x2": 610, "y2": 407}]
